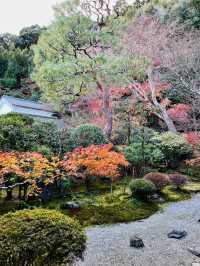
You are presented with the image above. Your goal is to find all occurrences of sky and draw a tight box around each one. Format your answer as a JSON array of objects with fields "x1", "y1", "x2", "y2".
[
  {"x1": 0, "y1": 0, "x2": 63, "y2": 34},
  {"x1": 0, "y1": 0, "x2": 134, "y2": 35}
]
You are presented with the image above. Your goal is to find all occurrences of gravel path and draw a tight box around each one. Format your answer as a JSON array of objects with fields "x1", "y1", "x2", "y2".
[{"x1": 75, "y1": 194, "x2": 200, "y2": 266}]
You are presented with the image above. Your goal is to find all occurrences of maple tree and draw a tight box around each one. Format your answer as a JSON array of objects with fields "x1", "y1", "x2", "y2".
[
  {"x1": 123, "y1": 14, "x2": 200, "y2": 133},
  {"x1": 0, "y1": 152, "x2": 59, "y2": 200},
  {"x1": 60, "y1": 144, "x2": 129, "y2": 194}
]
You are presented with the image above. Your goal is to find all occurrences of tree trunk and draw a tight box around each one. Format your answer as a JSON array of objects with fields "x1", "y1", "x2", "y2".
[
  {"x1": 127, "y1": 112, "x2": 131, "y2": 145},
  {"x1": 6, "y1": 189, "x2": 13, "y2": 200},
  {"x1": 18, "y1": 185, "x2": 22, "y2": 200},
  {"x1": 147, "y1": 68, "x2": 177, "y2": 133},
  {"x1": 96, "y1": 80, "x2": 113, "y2": 139}
]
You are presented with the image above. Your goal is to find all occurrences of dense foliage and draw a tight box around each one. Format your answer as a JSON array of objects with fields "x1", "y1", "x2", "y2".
[
  {"x1": 0, "y1": 209, "x2": 86, "y2": 266},
  {"x1": 0, "y1": 151, "x2": 59, "y2": 200},
  {"x1": 129, "y1": 179, "x2": 156, "y2": 200},
  {"x1": 152, "y1": 132, "x2": 193, "y2": 167},
  {"x1": 1, "y1": 0, "x2": 200, "y2": 236},
  {"x1": 0, "y1": 114, "x2": 61, "y2": 154},
  {"x1": 124, "y1": 143, "x2": 164, "y2": 176},
  {"x1": 68, "y1": 124, "x2": 107, "y2": 150},
  {"x1": 61, "y1": 144, "x2": 128, "y2": 192},
  {"x1": 0, "y1": 25, "x2": 42, "y2": 98}
]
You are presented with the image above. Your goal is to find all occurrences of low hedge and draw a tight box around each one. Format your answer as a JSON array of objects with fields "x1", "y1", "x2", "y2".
[{"x1": 0, "y1": 209, "x2": 86, "y2": 266}]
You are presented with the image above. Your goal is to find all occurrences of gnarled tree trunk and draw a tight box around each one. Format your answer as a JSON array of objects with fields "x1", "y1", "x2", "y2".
[{"x1": 147, "y1": 68, "x2": 177, "y2": 134}]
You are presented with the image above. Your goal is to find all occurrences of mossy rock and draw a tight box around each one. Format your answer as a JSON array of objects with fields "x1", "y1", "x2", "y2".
[
  {"x1": 162, "y1": 186, "x2": 190, "y2": 202},
  {"x1": 182, "y1": 182, "x2": 200, "y2": 193}
]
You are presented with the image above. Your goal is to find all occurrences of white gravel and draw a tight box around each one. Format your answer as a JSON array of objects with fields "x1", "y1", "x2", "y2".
[{"x1": 75, "y1": 194, "x2": 200, "y2": 266}]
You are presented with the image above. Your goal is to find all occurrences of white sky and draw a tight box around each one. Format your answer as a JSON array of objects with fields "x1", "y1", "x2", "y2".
[
  {"x1": 0, "y1": 0, "x2": 63, "y2": 34},
  {"x1": 0, "y1": 0, "x2": 134, "y2": 34}
]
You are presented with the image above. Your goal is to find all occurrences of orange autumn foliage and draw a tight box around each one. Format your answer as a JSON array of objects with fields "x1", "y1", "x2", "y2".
[
  {"x1": 60, "y1": 144, "x2": 129, "y2": 180},
  {"x1": 0, "y1": 152, "x2": 59, "y2": 191}
]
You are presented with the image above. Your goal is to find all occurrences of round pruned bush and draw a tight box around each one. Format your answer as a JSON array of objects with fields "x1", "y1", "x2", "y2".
[
  {"x1": 169, "y1": 173, "x2": 188, "y2": 190},
  {"x1": 68, "y1": 124, "x2": 107, "y2": 150},
  {"x1": 129, "y1": 179, "x2": 156, "y2": 200},
  {"x1": 144, "y1": 172, "x2": 169, "y2": 191},
  {"x1": 0, "y1": 209, "x2": 86, "y2": 266}
]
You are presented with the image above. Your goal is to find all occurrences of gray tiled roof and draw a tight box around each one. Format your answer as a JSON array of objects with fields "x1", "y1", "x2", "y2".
[{"x1": 2, "y1": 95, "x2": 53, "y2": 112}]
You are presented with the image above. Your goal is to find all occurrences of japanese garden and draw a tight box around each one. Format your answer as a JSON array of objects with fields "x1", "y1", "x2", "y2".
[{"x1": 1, "y1": 0, "x2": 200, "y2": 265}]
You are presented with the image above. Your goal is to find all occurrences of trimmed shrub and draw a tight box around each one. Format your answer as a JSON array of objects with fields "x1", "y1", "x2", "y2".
[
  {"x1": 129, "y1": 179, "x2": 156, "y2": 200},
  {"x1": 0, "y1": 209, "x2": 86, "y2": 266},
  {"x1": 68, "y1": 124, "x2": 107, "y2": 150},
  {"x1": 144, "y1": 172, "x2": 169, "y2": 191},
  {"x1": 169, "y1": 173, "x2": 188, "y2": 189}
]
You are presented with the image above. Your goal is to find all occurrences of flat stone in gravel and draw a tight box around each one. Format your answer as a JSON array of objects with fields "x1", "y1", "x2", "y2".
[{"x1": 75, "y1": 194, "x2": 200, "y2": 266}]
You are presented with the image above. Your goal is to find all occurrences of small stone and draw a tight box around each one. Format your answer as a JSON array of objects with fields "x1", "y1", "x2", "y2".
[
  {"x1": 61, "y1": 201, "x2": 81, "y2": 210},
  {"x1": 167, "y1": 230, "x2": 187, "y2": 239},
  {"x1": 130, "y1": 236, "x2": 144, "y2": 248},
  {"x1": 188, "y1": 247, "x2": 200, "y2": 257},
  {"x1": 192, "y1": 263, "x2": 200, "y2": 266},
  {"x1": 150, "y1": 193, "x2": 165, "y2": 203}
]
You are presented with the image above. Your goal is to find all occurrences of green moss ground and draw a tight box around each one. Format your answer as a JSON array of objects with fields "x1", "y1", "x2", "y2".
[{"x1": 1, "y1": 178, "x2": 200, "y2": 226}]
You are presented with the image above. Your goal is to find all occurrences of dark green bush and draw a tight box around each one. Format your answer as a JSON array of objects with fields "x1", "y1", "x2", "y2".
[
  {"x1": 129, "y1": 179, "x2": 156, "y2": 200},
  {"x1": 0, "y1": 209, "x2": 86, "y2": 266},
  {"x1": 68, "y1": 124, "x2": 107, "y2": 149},
  {"x1": 0, "y1": 114, "x2": 61, "y2": 154},
  {"x1": 152, "y1": 132, "x2": 192, "y2": 168},
  {"x1": 124, "y1": 143, "x2": 164, "y2": 176},
  {"x1": 31, "y1": 145, "x2": 53, "y2": 158},
  {"x1": 131, "y1": 127, "x2": 156, "y2": 144}
]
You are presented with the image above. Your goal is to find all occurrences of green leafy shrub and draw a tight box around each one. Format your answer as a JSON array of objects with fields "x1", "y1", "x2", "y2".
[
  {"x1": 0, "y1": 114, "x2": 61, "y2": 154},
  {"x1": 124, "y1": 143, "x2": 164, "y2": 176},
  {"x1": 152, "y1": 132, "x2": 192, "y2": 167},
  {"x1": 31, "y1": 145, "x2": 53, "y2": 158},
  {"x1": 0, "y1": 209, "x2": 86, "y2": 266},
  {"x1": 112, "y1": 128, "x2": 128, "y2": 145},
  {"x1": 169, "y1": 173, "x2": 188, "y2": 189},
  {"x1": 68, "y1": 124, "x2": 107, "y2": 150},
  {"x1": 131, "y1": 127, "x2": 156, "y2": 144},
  {"x1": 144, "y1": 172, "x2": 169, "y2": 191},
  {"x1": 129, "y1": 179, "x2": 156, "y2": 200}
]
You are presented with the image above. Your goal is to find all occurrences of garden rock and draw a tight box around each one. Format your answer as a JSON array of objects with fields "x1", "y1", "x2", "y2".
[
  {"x1": 130, "y1": 236, "x2": 144, "y2": 248},
  {"x1": 167, "y1": 230, "x2": 187, "y2": 239},
  {"x1": 150, "y1": 193, "x2": 165, "y2": 203},
  {"x1": 188, "y1": 247, "x2": 200, "y2": 257},
  {"x1": 62, "y1": 201, "x2": 81, "y2": 210}
]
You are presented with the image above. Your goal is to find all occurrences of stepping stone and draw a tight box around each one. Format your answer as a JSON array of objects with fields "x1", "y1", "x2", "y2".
[
  {"x1": 167, "y1": 230, "x2": 187, "y2": 239},
  {"x1": 130, "y1": 236, "x2": 144, "y2": 248},
  {"x1": 188, "y1": 248, "x2": 200, "y2": 257}
]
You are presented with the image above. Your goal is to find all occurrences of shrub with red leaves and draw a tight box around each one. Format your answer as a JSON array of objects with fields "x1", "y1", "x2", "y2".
[
  {"x1": 169, "y1": 174, "x2": 187, "y2": 189},
  {"x1": 183, "y1": 132, "x2": 200, "y2": 148},
  {"x1": 144, "y1": 172, "x2": 169, "y2": 191}
]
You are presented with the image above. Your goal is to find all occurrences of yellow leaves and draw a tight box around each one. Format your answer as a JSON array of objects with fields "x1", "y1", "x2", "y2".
[{"x1": 0, "y1": 152, "x2": 59, "y2": 195}]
